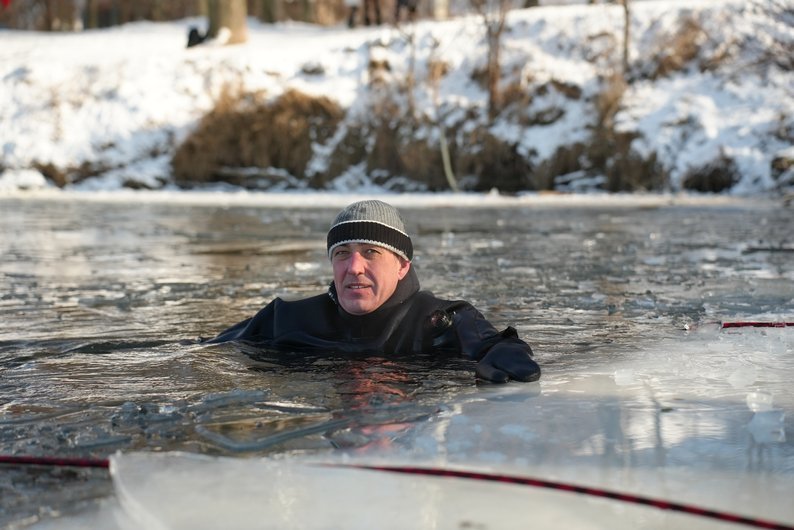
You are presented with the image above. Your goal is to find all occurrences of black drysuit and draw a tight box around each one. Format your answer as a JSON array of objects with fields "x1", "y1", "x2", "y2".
[{"x1": 207, "y1": 268, "x2": 540, "y2": 383}]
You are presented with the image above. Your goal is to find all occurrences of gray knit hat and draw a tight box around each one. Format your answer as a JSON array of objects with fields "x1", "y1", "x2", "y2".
[{"x1": 327, "y1": 200, "x2": 413, "y2": 261}]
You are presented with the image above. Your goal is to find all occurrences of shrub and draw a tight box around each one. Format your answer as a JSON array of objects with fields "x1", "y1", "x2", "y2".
[
  {"x1": 681, "y1": 154, "x2": 739, "y2": 192},
  {"x1": 172, "y1": 88, "x2": 344, "y2": 186},
  {"x1": 646, "y1": 17, "x2": 707, "y2": 80},
  {"x1": 455, "y1": 129, "x2": 533, "y2": 192}
]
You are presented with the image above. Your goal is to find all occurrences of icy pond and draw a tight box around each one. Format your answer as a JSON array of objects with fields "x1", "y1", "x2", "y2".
[{"x1": 1, "y1": 192, "x2": 793, "y2": 528}]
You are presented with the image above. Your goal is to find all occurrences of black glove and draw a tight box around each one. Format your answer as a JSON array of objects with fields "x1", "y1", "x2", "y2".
[{"x1": 475, "y1": 343, "x2": 541, "y2": 383}]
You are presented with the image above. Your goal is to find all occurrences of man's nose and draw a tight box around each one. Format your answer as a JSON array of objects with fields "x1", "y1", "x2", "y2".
[{"x1": 347, "y1": 251, "x2": 366, "y2": 274}]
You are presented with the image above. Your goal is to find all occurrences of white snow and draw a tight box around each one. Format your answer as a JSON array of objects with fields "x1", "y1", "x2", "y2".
[
  {"x1": 0, "y1": 1, "x2": 791, "y2": 194},
  {"x1": 0, "y1": 168, "x2": 52, "y2": 190}
]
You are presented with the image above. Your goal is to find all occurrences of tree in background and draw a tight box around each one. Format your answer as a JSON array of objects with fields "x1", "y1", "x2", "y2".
[
  {"x1": 470, "y1": 0, "x2": 511, "y2": 120},
  {"x1": 0, "y1": 0, "x2": 548, "y2": 32},
  {"x1": 620, "y1": 0, "x2": 630, "y2": 76},
  {"x1": 0, "y1": 0, "x2": 81, "y2": 31},
  {"x1": 0, "y1": 0, "x2": 202, "y2": 30},
  {"x1": 257, "y1": 0, "x2": 281, "y2": 24},
  {"x1": 206, "y1": 0, "x2": 248, "y2": 44}
]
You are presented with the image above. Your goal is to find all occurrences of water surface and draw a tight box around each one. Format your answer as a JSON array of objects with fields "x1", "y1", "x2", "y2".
[{"x1": 1, "y1": 193, "x2": 793, "y2": 526}]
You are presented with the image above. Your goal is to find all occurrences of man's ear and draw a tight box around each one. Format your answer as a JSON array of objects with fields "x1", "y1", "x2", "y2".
[{"x1": 397, "y1": 259, "x2": 411, "y2": 280}]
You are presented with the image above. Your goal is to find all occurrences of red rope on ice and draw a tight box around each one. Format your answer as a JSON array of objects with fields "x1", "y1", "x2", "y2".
[
  {"x1": 721, "y1": 322, "x2": 793, "y2": 329},
  {"x1": 326, "y1": 464, "x2": 794, "y2": 530},
  {"x1": 3, "y1": 455, "x2": 793, "y2": 529}
]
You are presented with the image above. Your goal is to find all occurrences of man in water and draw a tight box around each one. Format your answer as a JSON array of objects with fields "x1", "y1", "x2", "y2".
[{"x1": 208, "y1": 200, "x2": 540, "y2": 383}]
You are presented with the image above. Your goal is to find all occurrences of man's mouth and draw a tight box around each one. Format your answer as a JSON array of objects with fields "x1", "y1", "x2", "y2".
[{"x1": 346, "y1": 283, "x2": 371, "y2": 290}]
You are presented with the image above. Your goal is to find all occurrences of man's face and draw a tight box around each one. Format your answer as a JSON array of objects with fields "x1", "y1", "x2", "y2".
[{"x1": 331, "y1": 243, "x2": 411, "y2": 315}]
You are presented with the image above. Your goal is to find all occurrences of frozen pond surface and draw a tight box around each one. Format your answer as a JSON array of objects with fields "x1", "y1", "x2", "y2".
[{"x1": 1, "y1": 192, "x2": 793, "y2": 528}]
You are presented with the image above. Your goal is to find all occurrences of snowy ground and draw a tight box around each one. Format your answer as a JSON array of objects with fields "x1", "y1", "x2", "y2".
[{"x1": 1, "y1": 0, "x2": 792, "y2": 195}]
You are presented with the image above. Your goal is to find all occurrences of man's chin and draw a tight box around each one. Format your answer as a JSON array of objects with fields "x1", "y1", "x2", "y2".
[{"x1": 340, "y1": 298, "x2": 376, "y2": 315}]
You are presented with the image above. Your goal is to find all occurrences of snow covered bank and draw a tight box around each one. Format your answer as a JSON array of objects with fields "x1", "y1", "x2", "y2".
[{"x1": 0, "y1": 0, "x2": 792, "y2": 194}]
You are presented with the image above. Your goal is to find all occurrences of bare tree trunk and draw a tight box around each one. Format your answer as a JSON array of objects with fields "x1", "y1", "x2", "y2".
[
  {"x1": 621, "y1": 0, "x2": 630, "y2": 76},
  {"x1": 301, "y1": 0, "x2": 314, "y2": 23},
  {"x1": 42, "y1": 0, "x2": 54, "y2": 30},
  {"x1": 207, "y1": 0, "x2": 248, "y2": 44},
  {"x1": 433, "y1": 0, "x2": 449, "y2": 20},
  {"x1": 471, "y1": 0, "x2": 509, "y2": 120},
  {"x1": 260, "y1": 0, "x2": 284, "y2": 23},
  {"x1": 53, "y1": 0, "x2": 79, "y2": 30},
  {"x1": 149, "y1": 0, "x2": 162, "y2": 22},
  {"x1": 405, "y1": 28, "x2": 417, "y2": 120},
  {"x1": 43, "y1": 0, "x2": 79, "y2": 31},
  {"x1": 207, "y1": 0, "x2": 219, "y2": 36},
  {"x1": 84, "y1": 0, "x2": 98, "y2": 28},
  {"x1": 486, "y1": 26, "x2": 502, "y2": 119}
]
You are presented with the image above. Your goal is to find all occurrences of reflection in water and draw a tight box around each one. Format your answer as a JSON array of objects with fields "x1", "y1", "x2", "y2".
[{"x1": 1, "y1": 195, "x2": 793, "y2": 525}]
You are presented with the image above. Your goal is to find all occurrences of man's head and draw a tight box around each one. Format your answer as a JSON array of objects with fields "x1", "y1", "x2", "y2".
[{"x1": 327, "y1": 200, "x2": 413, "y2": 315}]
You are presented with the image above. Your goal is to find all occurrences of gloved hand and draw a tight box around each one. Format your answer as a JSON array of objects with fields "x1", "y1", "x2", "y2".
[{"x1": 475, "y1": 343, "x2": 541, "y2": 383}]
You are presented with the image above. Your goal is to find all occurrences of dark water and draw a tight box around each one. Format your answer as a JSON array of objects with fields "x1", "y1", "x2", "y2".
[{"x1": 1, "y1": 194, "x2": 793, "y2": 526}]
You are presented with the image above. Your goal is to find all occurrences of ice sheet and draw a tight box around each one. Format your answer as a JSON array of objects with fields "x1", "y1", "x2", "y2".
[
  {"x1": 30, "y1": 326, "x2": 794, "y2": 530},
  {"x1": 3, "y1": 196, "x2": 791, "y2": 528}
]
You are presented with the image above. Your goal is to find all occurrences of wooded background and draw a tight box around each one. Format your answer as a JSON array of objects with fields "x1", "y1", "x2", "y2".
[
  {"x1": 0, "y1": 0, "x2": 454, "y2": 30},
  {"x1": 0, "y1": 0, "x2": 624, "y2": 31}
]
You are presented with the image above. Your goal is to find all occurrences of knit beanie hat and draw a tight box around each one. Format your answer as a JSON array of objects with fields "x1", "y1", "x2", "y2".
[{"x1": 327, "y1": 200, "x2": 413, "y2": 262}]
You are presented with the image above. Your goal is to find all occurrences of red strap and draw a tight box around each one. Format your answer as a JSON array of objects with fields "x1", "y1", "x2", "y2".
[
  {"x1": 3, "y1": 455, "x2": 792, "y2": 529},
  {"x1": 326, "y1": 464, "x2": 794, "y2": 530},
  {"x1": 721, "y1": 322, "x2": 793, "y2": 328}
]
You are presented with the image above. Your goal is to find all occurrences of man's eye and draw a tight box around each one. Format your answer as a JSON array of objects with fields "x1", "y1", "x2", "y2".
[
  {"x1": 333, "y1": 250, "x2": 349, "y2": 259},
  {"x1": 365, "y1": 248, "x2": 381, "y2": 256}
]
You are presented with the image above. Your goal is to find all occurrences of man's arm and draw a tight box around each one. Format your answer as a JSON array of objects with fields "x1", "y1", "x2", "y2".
[
  {"x1": 448, "y1": 303, "x2": 541, "y2": 383},
  {"x1": 203, "y1": 300, "x2": 277, "y2": 344},
  {"x1": 473, "y1": 327, "x2": 540, "y2": 383}
]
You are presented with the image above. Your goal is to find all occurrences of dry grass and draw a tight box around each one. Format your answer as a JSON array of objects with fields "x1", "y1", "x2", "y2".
[
  {"x1": 594, "y1": 74, "x2": 626, "y2": 128},
  {"x1": 583, "y1": 74, "x2": 669, "y2": 192},
  {"x1": 320, "y1": 124, "x2": 368, "y2": 187},
  {"x1": 455, "y1": 128, "x2": 533, "y2": 192},
  {"x1": 532, "y1": 143, "x2": 586, "y2": 191},
  {"x1": 167, "y1": 76, "x2": 668, "y2": 193},
  {"x1": 33, "y1": 161, "x2": 69, "y2": 187},
  {"x1": 427, "y1": 59, "x2": 450, "y2": 85},
  {"x1": 499, "y1": 80, "x2": 531, "y2": 114},
  {"x1": 172, "y1": 88, "x2": 344, "y2": 186},
  {"x1": 648, "y1": 17, "x2": 707, "y2": 79},
  {"x1": 603, "y1": 132, "x2": 667, "y2": 191},
  {"x1": 398, "y1": 138, "x2": 449, "y2": 189},
  {"x1": 322, "y1": 107, "x2": 536, "y2": 192},
  {"x1": 367, "y1": 57, "x2": 392, "y2": 88},
  {"x1": 589, "y1": 76, "x2": 631, "y2": 189},
  {"x1": 772, "y1": 152, "x2": 794, "y2": 190},
  {"x1": 34, "y1": 160, "x2": 114, "y2": 188},
  {"x1": 501, "y1": 77, "x2": 582, "y2": 127},
  {"x1": 169, "y1": 70, "x2": 672, "y2": 193},
  {"x1": 681, "y1": 153, "x2": 738, "y2": 192}
]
